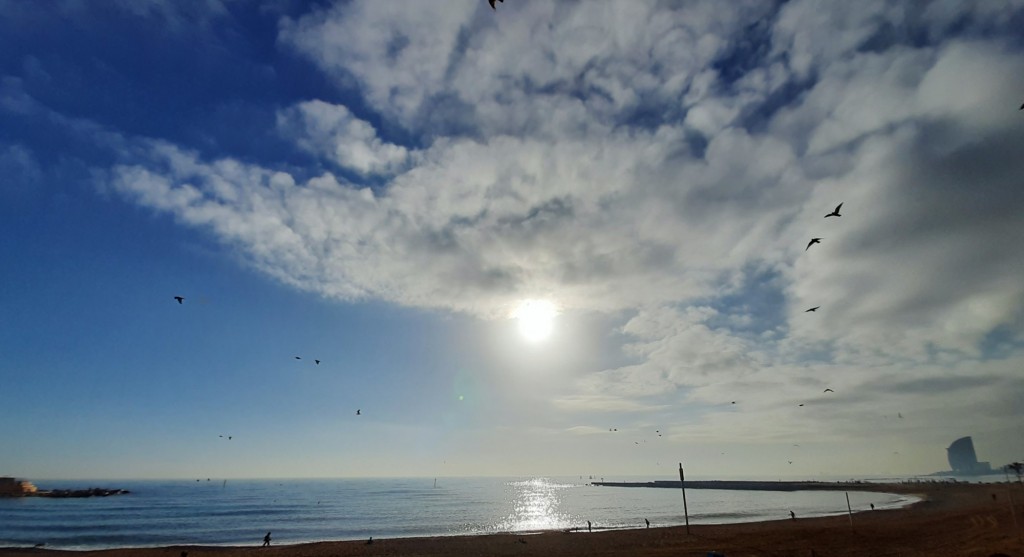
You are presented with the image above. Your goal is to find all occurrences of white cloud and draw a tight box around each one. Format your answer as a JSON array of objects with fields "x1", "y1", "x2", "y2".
[{"x1": 277, "y1": 100, "x2": 410, "y2": 176}]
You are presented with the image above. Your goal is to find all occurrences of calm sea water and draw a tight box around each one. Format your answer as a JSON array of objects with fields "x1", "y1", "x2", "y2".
[{"x1": 0, "y1": 477, "x2": 917, "y2": 550}]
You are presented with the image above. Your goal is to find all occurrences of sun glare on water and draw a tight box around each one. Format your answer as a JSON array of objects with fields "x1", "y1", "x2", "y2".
[{"x1": 512, "y1": 299, "x2": 558, "y2": 343}]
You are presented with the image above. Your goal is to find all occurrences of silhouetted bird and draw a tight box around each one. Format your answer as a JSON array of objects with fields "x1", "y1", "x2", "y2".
[
  {"x1": 805, "y1": 238, "x2": 822, "y2": 251},
  {"x1": 788, "y1": 461, "x2": 793, "y2": 464},
  {"x1": 805, "y1": 306, "x2": 820, "y2": 312},
  {"x1": 356, "y1": 409, "x2": 361, "y2": 415},
  {"x1": 1020, "y1": 102, "x2": 1024, "y2": 110},
  {"x1": 174, "y1": 296, "x2": 185, "y2": 304},
  {"x1": 731, "y1": 401, "x2": 736, "y2": 404},
  {"x1": 315, "y1": 359, "x2": 320, "y2": 365},
  {"x1": 295, "y1": 356, "x2": 301, "y2": 360},
  {"x1": 798, "y1": 404, "x2": 804, "y2": 407},
  {"x1": 488, "y1": 0, "x2": 504, "y2": 9},
  {"x1": 824, "y1": 388, "x2": 834, "y2": 393},
  {"x1": 824, "y1": 203, "x2": 843, "y2": 218}
]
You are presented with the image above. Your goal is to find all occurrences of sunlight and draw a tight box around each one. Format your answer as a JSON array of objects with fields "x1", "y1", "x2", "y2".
[{"x1": 512, "y1": 299, "x2": 558, "y2": 343}]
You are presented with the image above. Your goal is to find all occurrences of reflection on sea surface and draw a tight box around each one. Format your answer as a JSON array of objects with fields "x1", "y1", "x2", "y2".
[{"x1": 495, "y1": 478, "x2": 578, "y2": 532}]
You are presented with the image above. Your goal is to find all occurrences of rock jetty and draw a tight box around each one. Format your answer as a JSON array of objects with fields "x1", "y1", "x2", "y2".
[{"x1": 0, "y1": 477, "x2": 129, "y2": 498}]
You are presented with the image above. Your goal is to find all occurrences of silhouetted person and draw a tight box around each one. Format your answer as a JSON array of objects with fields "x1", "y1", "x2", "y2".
[
  {"x1": 825, "y1": 203, "x2": 843, "y2": 218},
  {"x1": 645, "y1": 518, "x2": 650, "y2": 528},
  {"x1": 366, "y1": 536, "x2": 373, "y2": 545},
  {"x1": 790, "y1": 510, "x2": 796, "y2": 520},
  {"x1": 870, "y1": 503, "x2": 875, "y2": 510},
  {"x1": 587, "y1": 520, "x2": 592, "y2": 532},
  {"x1": 805, "y1": 238, "x2": 822, "y2": 251},
  {"x1": 262, "y1": 532, "x2": 271, "y2": 547}
]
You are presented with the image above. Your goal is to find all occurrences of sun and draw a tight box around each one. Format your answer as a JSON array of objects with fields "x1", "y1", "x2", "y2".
[{"x1": 512, "y1": 299, "x2": 558, "y2": 342}]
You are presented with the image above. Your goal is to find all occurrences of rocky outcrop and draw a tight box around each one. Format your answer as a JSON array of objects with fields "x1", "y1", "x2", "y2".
[{"x1": 0, "y1": 477, "x2": 128, "y2": 498}]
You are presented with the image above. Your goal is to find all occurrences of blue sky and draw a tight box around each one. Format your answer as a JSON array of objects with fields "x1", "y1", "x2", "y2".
[{"x1": 2, "y1": 0, "x2": 1024, "y2": 480}]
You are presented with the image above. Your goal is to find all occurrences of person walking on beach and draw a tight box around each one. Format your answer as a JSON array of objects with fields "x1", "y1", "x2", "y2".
[
  {"x1": 587, "y1": 520, "x2": 592, "y2": 532},
  {"x1": 262, "y1": 531, "x2": 271, "y2": 547},
  {"x1": 789, "y1": 510, "x2": 796, "y2": 521},
  {"x1": 645, "y1": 518, "x2": 650, "y2": 529}
]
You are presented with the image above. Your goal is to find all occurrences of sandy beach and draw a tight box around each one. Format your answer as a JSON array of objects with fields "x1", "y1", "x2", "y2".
[{"x1": 3, "y1": 482, "x2": 1022, "y2": 557}]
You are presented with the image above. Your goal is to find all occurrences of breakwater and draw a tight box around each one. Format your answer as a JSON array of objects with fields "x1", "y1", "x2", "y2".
[{"x1": 590, "y1": 480, "x2": 945, "y2": 493}]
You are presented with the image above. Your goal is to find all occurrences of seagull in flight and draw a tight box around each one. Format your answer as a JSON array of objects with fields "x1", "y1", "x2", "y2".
[
  {"x1": 294, "y1": 356, "x2": 301, "y2": 360},
  {"x1": 824, "y1": 203, "x2": 843, "y2": 218},
  {"x1": 315, "y1": 360, "x2": 320, "y2": 365},
  {"x1": 174, "y1": 296, "x2": 185, "y2": 304},
  {"x1": 823, "y1": 388, "x2": 834, "y2": 393},
  {"x1": 356, "y1": 409, "x2": 361, "y2": 416},
  {"x1": 805, "y1": 306, "x2": 820, "y2": 312},
  {"x1": 798, "y1": 404, "x2": 805, "y2": 407},
  {"x1": 805, "y1": 238, "x2": 822, "y2": 251},
  {"x1": 488, "y1": 0, "x2": 504, "y2": 9}
]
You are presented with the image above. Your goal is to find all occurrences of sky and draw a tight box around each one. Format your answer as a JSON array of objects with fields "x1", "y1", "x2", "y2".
[{"x1": 1, "y1": 0, "x2": 1024, "y2": 481}]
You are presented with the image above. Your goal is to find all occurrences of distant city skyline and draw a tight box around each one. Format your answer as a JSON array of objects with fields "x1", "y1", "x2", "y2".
[{"x1": 2, "y1": 0, "x2": 1024, "y2": 480}]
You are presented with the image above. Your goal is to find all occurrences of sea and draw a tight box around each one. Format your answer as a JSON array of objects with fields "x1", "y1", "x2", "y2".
[{"x1": 0, "y1": 476, "x2": 926, "y2": 550}]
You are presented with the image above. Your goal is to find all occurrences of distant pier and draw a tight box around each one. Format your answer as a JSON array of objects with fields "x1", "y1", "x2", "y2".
[
  {"x1": 590, "y1": 479, "x2": 957, "y2": 493},
  {"x1": 0, "y1": 477, "x2": 129, "y2": 498}
]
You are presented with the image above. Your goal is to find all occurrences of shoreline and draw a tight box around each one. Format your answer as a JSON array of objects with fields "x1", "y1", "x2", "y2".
[{"x1": 2, "y1": 482, "x2": 1022, "y2": 556}]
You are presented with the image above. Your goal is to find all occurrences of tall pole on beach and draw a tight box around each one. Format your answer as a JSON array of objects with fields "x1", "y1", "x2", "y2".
[
  {"x1": 679, "y1": 462, "x2": 690, "y2": 534},
  {"x1": 845, "y1": 492, "x2": 854, "y2": 532}
]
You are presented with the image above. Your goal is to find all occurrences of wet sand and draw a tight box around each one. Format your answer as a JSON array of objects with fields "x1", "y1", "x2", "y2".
[{"x1": 3, "y1": 482, "x2": 1023, "y2": 557}]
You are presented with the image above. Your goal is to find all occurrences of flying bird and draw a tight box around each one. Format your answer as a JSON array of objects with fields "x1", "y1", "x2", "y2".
[
  {"x1": 294, "y1": 356, "x2": 301, "y2": 360},
  {"x1": 1020, "y1": 102, "x2": 1023, "y2": 110},
  {"x1": 824, "y1": 203, "x2": 843, "y2": 218},
  {"x1": 174, "y1": 296, "x2": 185, "y2": 304},
  {"x1": 824, "y1": 388, "x2": 834, "y2": 393},
  {"x1": 798, "y1": 404, "x2": 805, "y2": 407},
  {"x1": 315, "y1": 359, "x2": 320, "y2": 365},
  {"x1": 805, "y1": 306, "x2": 820, "y2": 312},
  {"x1": 488, "y1": 0, "x2": 504, "y2": 9},
  {"x1": 805, "y1": 238, "x2": 822, "y2": 251},
  {"x1": 356, "y1": 409, "x2": 361, "y2": 416}
]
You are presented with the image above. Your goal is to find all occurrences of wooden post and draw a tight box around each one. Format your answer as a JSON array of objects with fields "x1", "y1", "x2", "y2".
[
  {"x1": 679, "y1": 462, "x2": 690, "y2": 534},
  {"x1": 845, "y1": 492, "x2": 854, "y2": 532}
]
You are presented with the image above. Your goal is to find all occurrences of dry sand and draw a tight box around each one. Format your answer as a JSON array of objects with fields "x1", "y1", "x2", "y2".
[{"x1": 3, "y1": 482, "x2": 1023, "y2": 557}]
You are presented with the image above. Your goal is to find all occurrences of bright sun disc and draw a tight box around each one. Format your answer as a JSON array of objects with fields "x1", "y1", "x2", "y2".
[{"x1": 513, "y1": 300, "x2": 557, "y2": 342}]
